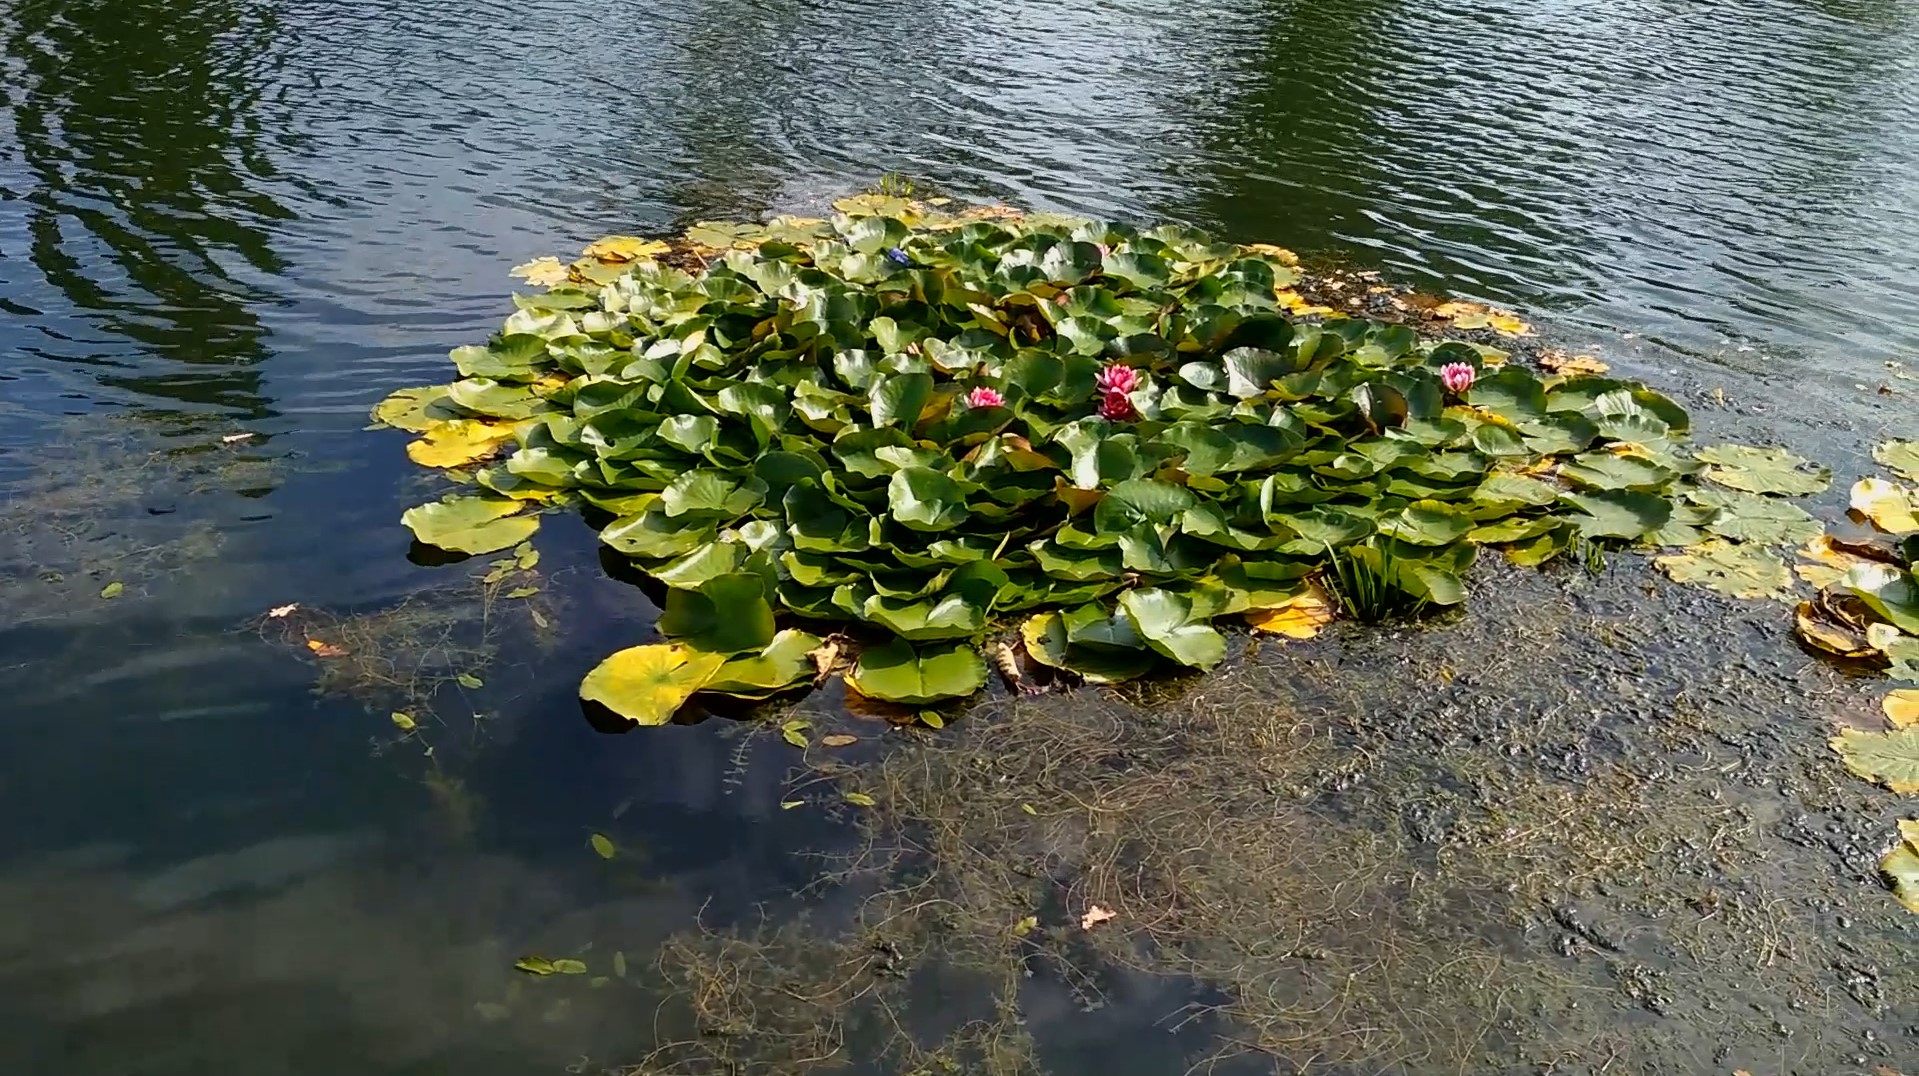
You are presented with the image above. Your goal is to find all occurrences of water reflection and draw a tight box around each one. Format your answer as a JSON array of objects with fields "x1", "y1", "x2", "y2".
[{"x1": 0, "y1": 0, "x2": 292, "y2": 415}]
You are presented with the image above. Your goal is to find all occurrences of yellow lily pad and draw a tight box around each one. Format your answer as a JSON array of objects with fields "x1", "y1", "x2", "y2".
[
  {"x1": 1850, "y1": 477, "x2": 1919, "y2": 534},
  {"x1": 582, "y1": 236, "x2": 669, "y2": 263},
  {"x1": 406, "y1": 419, "x2": 517, "y2": 468},
  {"x1": 1654, "y1": 539, "x2": 1791, "y2": 601},
  {"x1": 509, "y1": 256, "x2": 570, "y2": 286},
  {"x1": 1874, "y1": 440, "x2": 1919, "y2": 483},
  {"x1": 1830, "y1": 727, "x2": 1919, "y2": 793},
  {"x1": 579, "y1": 643, "x2": 728, "y2": 726},
  {"x1": 1244, "y1": 582, "x2": 1337, "y2": 639},
  {"x1": 401, "y1": 496, "x2": 540, "y2": 555},
  {"x1": 372, "y1": 385, "x2": 458, "y2": 433},
  {"x1": 1881, "y1": 819, "x2": 1919, "y2": 913},
  {"x1": 1885, "y1": 689, "x2": 1919, "y2": 729}
]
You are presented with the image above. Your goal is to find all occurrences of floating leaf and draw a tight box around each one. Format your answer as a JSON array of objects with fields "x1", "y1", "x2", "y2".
[
  {"x1": 1119, "y1": 588, "x2": 1225, "y2": 669},
  {"x1": 845, "y1": 638, "x2": 988, "y2": 704},
  {"x1": 1882, "y1": 819, "x2": 1919, "y2": 913},
  {"x1": 1695, "y1": 444, "x2": 1830, "y2": 496},
  {"x1": 407, "y1": 419, "x2": 518, "y2": 467},
  {"x1": 404, "y1": 496, "x2": 540, "y2": 555},
  {"x1": 515, "y1": 956, "x2": 557, "y2": 976},
  {"x1": 583, "y1": 236, "x2": 669, "y2": 262},
  {"x1": 780, "y1": 719, "x2": 811, "y2": 749},
  {"x1": 1845, "y1": 564, "x2": 1919, "y2": 635},
  {"x1": 659, "y1": 573, "x2": 776, "y2": 655},
  {"x1": 589, "y1": 833, "x2": 616, "y2": 859},
  {"x1": 704, "y1": 630, "x2": 822, "y2": 697},
  {"x1": 1560, "y1": 489, "x2": 1672, "y2": 540},
  {"x1": 1538, "y1": 351, "x2": 1609, "y2": 376},
  {"x1": 1886, "y1": 690, "x2": 1919, "y2": 730},
  {"x1": 1875, "y1": 440, "x2": 1919, "y2": 483},
  {"x1": 510, "y1": 256, "x2": 570, "y2": 286},
  {"x1": 307, "y1": 639, "x2": 347, "y2": 658},
  {"x1": 552, "y1": 959, "x2": 588, "y2": 975},
  {"x1": 1688, "y1": 488, "x2": 1822, "y2": 546},
  {"x1": 579, "y1": 643, "x2": 728, "y2": 726},
  {"x1": 821, "y1": 734, "x2": 859, "y2": 747},
  {"x1": 390, "y1": 712, "x2": 417, "y2": 731},
  {"x1": 457, "y1": 673, "x2": 484, "y2": 689},
  {"x1": 1830, "y1": 727, "x2": 1919, "y2": 793},
  {"x1": 373, "y1": 385, "x2": 458, "y2": 432},
  {"x1": 1851, "y1": 477, "x2": 1919, "y2": 534},
  {"x1": 1654, "y1": 540, "x2": 1792, "y2": 600},
  {"x1": 99, "y1": 581, "x2": 123, "y2": 599},
  {"x1": 1244, "y1": 582, "x2": 1336, "y2": 639},
  {"x1": 1079, "y1": 905, "x2": 1117, "y2": 930},
  {"x1": 842, "y1": 791, "x2": 878, "y2": 807}
]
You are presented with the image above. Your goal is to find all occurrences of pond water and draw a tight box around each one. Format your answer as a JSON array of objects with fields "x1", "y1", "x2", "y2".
[{"x1": 0, "y1": 0, "x2": 1914, "y2": 1073}]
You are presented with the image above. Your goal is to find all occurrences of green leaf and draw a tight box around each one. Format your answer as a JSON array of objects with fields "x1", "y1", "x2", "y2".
[
  {"x1": 845, "y1": 639, "x2": 989, "y2": 704},
  {"x1": 600, "y1": 509, "x2": 714, "y2": 559},
  {"x1": 579, "y1": 643, "x2": 727, "y2": 726},
  {"x1": 99, "y1": 581, "x2": 124, "y2": 599},
  {"x1": 1558, "y1": 452, "x2": 1674, "y2": 491},
  {"x1": 1118, "y1": 588, "x2": 1225, "y2": 669},
  {"x1": 372, "y1": 385, "x2": 460, "y2": 431},
  {"x1": 1559, "y1": 489, "x2": 1673, "y2": 540},
  {"x1": 889, "y1": 467, "x2": 972, "y2": 531},
  {"x1": 661, "y1": 469, "x2": 762, "y2": 518},
  {"x1": 659, "y1": 573, "x2": 777, "y2": 654},
  {"x1": 1222, "y1": 348, "x2": 1294, "y2": 399},
  {"x1": 1688, "y1": 488, "x2": 1822, "y2": 546},
  {"x1": 1654, "y1": 539, "x2": 1792, "y2": 600},
  {"x1": 1845, "y1": 564, "x2": 1919, "y2": 635},
  {"x1": 403, "y1": 496, "x2": 541, "y2": 555},
  {"x1": 590, "y1": 833, "x2": 616, "y2": 859},
  {"x1": 1695, "y1": 444, "x2": 1830, "y2": 496},
  {"x1": 1465, "y1": 367, "x2": 1547, "y2": 422},
  {"x1": 870, "y1": 372, "x2": 934, "y2": 429},
  {"x1": 703, "y1": 630, "x2": 822, "y2": 697},
  {"x1": 457, "y1": 673, "x2": 484, "y2": 689},
  {"x1": 1093, "y1": 478, "x2": 1197, "y2": 534},
  {"x1": 1377, "y1": 501, "x2": 1475, "y2": 546}
]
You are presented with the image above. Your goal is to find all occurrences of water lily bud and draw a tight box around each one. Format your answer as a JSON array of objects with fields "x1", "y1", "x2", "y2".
[{"x1": 1440, "y1": 361, "x2": 1476, "y2": 395}]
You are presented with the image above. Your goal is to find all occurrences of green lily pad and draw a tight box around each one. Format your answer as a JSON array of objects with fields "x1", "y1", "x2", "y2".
[
  {"x1": 580, "y1": 643, "x2": 728, "y2": 727},
  {"x1": 889, "y1": 467, "x2": 972, "y2": 531},
  {"x1": 702, "y1": 629, "x2": 822, "y2": 698},
  {"x1": 1687, "y1": 488, "x2": 1822, "y2": 546},
  {"x1": 1653, "y1": 539, "x2": 1792, "y2": 600},
  {"x1": 1559, "y1": 489, "x2": 1673, "y2": 540},
  {"x1": 1377, "y1": 500, "x2": 1475, "y2": 546},
  {"x1": 1119, "y1": 588, "x2": 1226, "y2": 670},
  {"x1": 1830, "y1": 727, "x2": 1919, "y2": 793},
  {"x1": 1695, "y1": 444, "x2": 1830, "y2": 496},
  {"x1": 845, "y1": 638, "x2": 988, "y2": 704},
  {"x1": 372, "y1": 385, "x2": 460, "y2": 432},
  {"x1": 659, "y1": 573, "x2": 777, "y2": 654},
  {"x1": 1845, "y1": 564, "x2": 1919, "y2": 635},
  {"x1": 402, "y1": 496, "x2": 540, "y2": 555}
]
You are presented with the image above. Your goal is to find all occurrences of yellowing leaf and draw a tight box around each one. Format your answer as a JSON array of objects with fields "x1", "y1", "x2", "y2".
[
  {"x1": 781, "y1": 719, "x2": 811, "y2": 749},
  {"x1": 99, "y1": 581, "x2": 124, "y2": 599},
  {"x1": 1850, "y1": 477, "x2": 1919, "y2": 534},
  {"x1": 842, "y1": 791, "x2": 877, "y2": 807},
  {"x1": 1486, "y1": 312, "x2": 1532, "y2": 336},
  {"x1": 1539, "y1": 350, "x2": 1610, "y2": 376},
  {"x1": 1886, "y1": 690, "x2": 1919, "y2": 730},
  {"x1": 1654, "y1": 539, "x2": 1792, "y2": 601},
  {"x1": 820, "y1": 734, "x2": 859, "y2": 747},
  {"x1": 1875, "y1": 440, "x2": 1919, "y2": 483},
  {"x1": 780, "y1": 800, "x2": 804, "y2": 810},
  {"x1": 1013, "y1": 915, "x2": 1039, "y2": 936},
  {"x1": 406, "y1": 419, "x2": 516, "y2": 468},
  {"x1": 1830, "y1": 727, "x2": 1919, "y2": 794},
  {"x1": 578, "y1": 643, "x2": 727, "y2": 727},
  {"x1": 551, "y1": 958, "x2": 588, "y2": 975},
  {"x1": 1079, "y1": 905, "x2": 1117, "y2": 930},
  {"x1": 582, "y1": 236, "x2": 668, "y2": 263},
  {"x1": 307, "y1": 639, "x2": 347, "y2": 658},
  {"x1": 1243, "y1": 242, "x2": 1299, "y2": 265},
  {"x1": 509, "y1": 256, "x2": 570, "y2": 286},
  {"x1": 390, "y1": 712, "x2": 417, "y2": 731},
  {"x1": 267, "y1": 603, "x2": 299, "y2": 618},
  {"x1": 589, "y1": 833, "x2": 616, "y2": 859},
  {"x1": 1245, "y1": 581, "x2": 1337, "y2": 639}
]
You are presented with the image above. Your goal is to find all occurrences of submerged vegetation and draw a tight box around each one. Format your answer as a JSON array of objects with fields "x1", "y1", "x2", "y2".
[{"x1": 377, "y1": 199, "x2": 1852, "y2": 720}]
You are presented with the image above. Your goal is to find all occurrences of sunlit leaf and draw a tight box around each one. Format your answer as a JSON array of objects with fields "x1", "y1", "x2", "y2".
[
  {"x1": 510, "y1": 256, "x2": 570, "y2": 286},
  {"x1": 844, "y1": 638, "x2": 988, "y2": 704},
  {"x1": 1695, "y1": 443, "x2": 1830, "y2": 496},
  {"x1": 579, "y1": 643, "x2": 728, "y2": 726},
  {"x1": 1876, "y1": 440, "x2": 1919, "y2": 483},
  {"x1": 1851, "y1": 477, "x2": 1919, "y2": 534},
  {"x1": 589, "y1": 833, "x2": 616, "y2": 859},
  {"x1": 1654, "y1": 540, "x2": 1792, "y2": 601},
  {"x1": 1830, "y1": 727, "x2": 1919, "y2": 793},
  {"x1": 406, "y1": 419, "x2": 517, "y2": 468},
  {"x1": 583, "y1": 236, "x2": 670, "y2": 262},
  {"x1": 403, "y1": 496, "x2": 540, "y2": 555}
]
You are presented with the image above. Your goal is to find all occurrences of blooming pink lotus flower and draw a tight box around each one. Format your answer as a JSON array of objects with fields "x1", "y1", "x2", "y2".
[
  {"x1": 1439, "y1": 361, "x2": 1476, "y2": 395},
  {"x1": 965, "y1": 386, "x2": 1005, "y2": 409},
  {"x1": 1095, "y1": 364, "x2": 1140, "y2": 396},
  {"x1": 1097, "y1": 391, "x2": 1138, "y2": 422}
]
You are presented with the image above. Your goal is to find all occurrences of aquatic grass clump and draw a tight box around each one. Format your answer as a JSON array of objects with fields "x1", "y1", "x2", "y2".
[{"x1": 373, "y1": 198, "x2": 1823, "y2": 722}]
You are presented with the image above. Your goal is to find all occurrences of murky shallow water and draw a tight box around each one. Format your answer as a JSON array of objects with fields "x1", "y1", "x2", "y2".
[{"x1": 0, "y1": 0, "x2": 1914, "y2": 1072}]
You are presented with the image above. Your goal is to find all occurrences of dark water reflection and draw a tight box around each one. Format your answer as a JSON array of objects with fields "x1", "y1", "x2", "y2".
[{"x1": 0, "y1": 0, "x2": 1915, "y2": 1072}]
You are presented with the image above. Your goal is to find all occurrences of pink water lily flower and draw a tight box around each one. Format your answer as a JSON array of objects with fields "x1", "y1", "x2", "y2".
[
  {"x1": 1097, "y1": 391, "x2": 1138, "y2": 422},
  {"x1": 1439, "y1": 361, "x2": 1476, "y2": 395},
  {"x1": 1095, "y1": 364, "x2": 1140, "y2": 396},
  {"x1": 965, "y1": 386, "x2": 1005, "y2": 409}
]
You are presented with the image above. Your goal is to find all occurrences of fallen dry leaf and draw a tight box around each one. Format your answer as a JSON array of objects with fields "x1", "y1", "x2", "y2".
[
  {"x1": 267, "y1": 603, "x2": 299, "y2": 618},
  {"x1": 582, "y1": 236, "x2": 669, "y2": 263},
  {"x1": 1887, "y1": 690, "x2": 1919, "y2": 730},
  {"x1": 1080, "y1": 905, "x2": 1117, "y2": 930},
  {"x1": 1244, "y1": 581, "x2": 1336, "y2": 639},
  {"x1": 820, "y1": 734, "x2": 859, "y2": 748},
  {"x1": 808, "y1": 634, "x2": 849, "y2": 683},
  {"x1": 306, "y1": 639, "x2": 347, "y2": 658},
  {"x1": 221, "y1": 432, "x2": 257, "y2": 444}
]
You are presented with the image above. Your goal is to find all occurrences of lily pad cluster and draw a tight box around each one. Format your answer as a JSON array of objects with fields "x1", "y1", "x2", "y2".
[{"x1": 379, "y1": 202, "x2": 1788, "y2": 721}]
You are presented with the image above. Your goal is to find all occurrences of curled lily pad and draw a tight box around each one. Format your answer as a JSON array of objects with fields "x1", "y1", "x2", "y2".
[
  {"x1": 402, "y1": 496, "x2": 540, "y2": 555},
  {"x1": 845, "y1": 638, "x2": 988, "y2": 705},
  {"x1": 1654, "y1": 539, "x2": 1792, "y2": 601},
  {"x1": 1119, "y1": 589, "x2": 1226, "y2": 670},
  {"x1": 1845, "y1": 564, "x2": 1919, "y2": 635},
  {"x1": 580, "y1": 642, "x2": 728, "y2": 726},
  {"x1": 659, "y1": 573, "x2": 777, "y2": 655},
  {"x1": 1851, "y1": 477, "x2": 1919, "y2": 534},
  {"x1": 1695, "y1": 443, "x2": 1830, "y2": 496},
  {"x1": 703, "y1": 629, "x2": 822, "y2": 698},
  {"x1": 1881, "y1": 820, "x2": 1919, "y2": 913}
]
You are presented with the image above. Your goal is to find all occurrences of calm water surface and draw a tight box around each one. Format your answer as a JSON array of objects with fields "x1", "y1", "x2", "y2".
[{"x1": 1, "y1": 0, "x2": 1915, "y2": 1072}]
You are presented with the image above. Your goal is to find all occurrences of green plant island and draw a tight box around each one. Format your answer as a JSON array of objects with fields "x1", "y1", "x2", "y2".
[{"x1": 373, "y1": 199, "x2": 1855, "y2": 724}]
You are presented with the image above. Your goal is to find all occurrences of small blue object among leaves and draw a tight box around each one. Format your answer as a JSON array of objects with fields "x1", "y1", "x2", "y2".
[{"x1": 885, "y1": 247, "x2": 914, "y2": 266}]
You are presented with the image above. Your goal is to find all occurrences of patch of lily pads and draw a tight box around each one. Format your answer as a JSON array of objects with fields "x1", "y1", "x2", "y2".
[{"x1": 375, "y1": 199, "x2": 1854, "y2": 723}]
